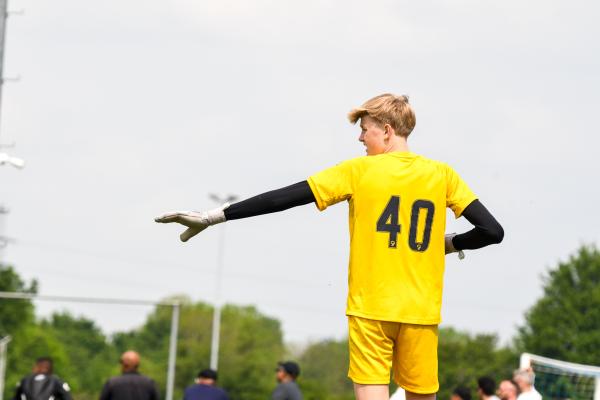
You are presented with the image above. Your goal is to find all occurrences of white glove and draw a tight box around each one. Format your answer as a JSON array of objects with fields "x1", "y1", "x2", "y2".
[
  {"x1": 445, "y1": 233, "x2": 465, "y2": 260},
  {"x1": 155, "y1": 203, "x2": 230, "y2": 242}
]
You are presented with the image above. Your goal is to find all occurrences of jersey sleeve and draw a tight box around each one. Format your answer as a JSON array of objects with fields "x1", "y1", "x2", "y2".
[
  {"x1": 445, "y1": 164, "x2": 478, "y2": 218},
  {"x1": 307, "y1": 159, "x2": 360, "y2": 211}
]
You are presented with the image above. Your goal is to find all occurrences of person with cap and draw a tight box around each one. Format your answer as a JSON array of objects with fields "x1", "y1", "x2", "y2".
[
  {"x1": 99, "y1": 350, "x2": 159, "y2": 400},
  {"x1": 272, "y1": 361, "x2": 302, "y2": 400},
  {"x1": 182, "y1": 369, "x2": 229, "y2": 400},
  {"x1": 12, "y1": 357, "x2": 72, "y2": 400}
]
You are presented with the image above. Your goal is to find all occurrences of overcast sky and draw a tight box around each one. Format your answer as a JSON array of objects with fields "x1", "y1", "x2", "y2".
[{"x1": 0, "y1": 0, "x2": 598, "y2": 347}]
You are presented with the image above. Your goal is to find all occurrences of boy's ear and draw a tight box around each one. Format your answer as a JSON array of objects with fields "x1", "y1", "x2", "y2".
[{"x1": 384, "y1": 124, "x2": 393, "y2": 137}]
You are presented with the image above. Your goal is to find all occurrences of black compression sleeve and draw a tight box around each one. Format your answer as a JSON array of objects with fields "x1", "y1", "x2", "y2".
[
  {"x1": 224, "y1": 181, "x2": 316, "y2": 221},
  {"x1": 452, "y1": 200, "x2": 504, "y2": 250}
]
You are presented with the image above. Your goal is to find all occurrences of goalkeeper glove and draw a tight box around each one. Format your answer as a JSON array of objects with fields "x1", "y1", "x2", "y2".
[
  {"x1": 155, "y1": 203, "x2": 230, "y2": 242},
  {"x1": 445, "y1": 233, "x2": 465, "y2": 260}
]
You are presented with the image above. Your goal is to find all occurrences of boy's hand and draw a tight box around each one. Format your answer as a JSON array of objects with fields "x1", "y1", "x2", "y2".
[
  {"x1": 445, "y1": 233, "x2": 465, "y2": 259},
  {"x1": 155, "y1": 203, "x2": 229, "y2": 242}
]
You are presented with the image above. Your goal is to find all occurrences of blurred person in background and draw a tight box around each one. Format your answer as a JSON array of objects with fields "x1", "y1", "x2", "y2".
[
  {"x1": 390, "y1": 387, "x2": 406, "y2": 400},
  {"x1": 272, "y1": 361, "x2": 302, "y2": 400},
  {"x1": 497, "y1": 380, "x2": 519, "y2": 400},
  {"x1": 451, "y1": 386, "x2": 472, "y2": 400},
  {"x1": 477, "y1": 376, "x2": 500, "y2": 400},
  {"x1": 12, "y1": 357, "x2": 72, "y2": 400},
  {"x1": 513, "y1": 369, "x2": 542, "y2": 400},
  {"x1": 99, "y1": 350, "x2": 159, "y2": 400},
  {"x1": 183, "y1": 369, "x2": 229, "y2": 400}
]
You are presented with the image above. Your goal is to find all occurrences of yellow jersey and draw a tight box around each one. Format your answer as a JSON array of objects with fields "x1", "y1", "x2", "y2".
[{"x1": 307, "y1": 152, "x2": 477, "y2": 325}]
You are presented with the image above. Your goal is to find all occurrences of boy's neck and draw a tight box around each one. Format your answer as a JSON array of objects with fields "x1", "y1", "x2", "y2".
[{"x1": 385, "y1": 136, "x2": 409, "y2": 153}]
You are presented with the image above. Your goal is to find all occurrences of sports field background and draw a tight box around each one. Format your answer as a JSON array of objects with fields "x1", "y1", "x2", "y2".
[{"x1": 0, "y1": 0, "x2": 598, "y2": 399}]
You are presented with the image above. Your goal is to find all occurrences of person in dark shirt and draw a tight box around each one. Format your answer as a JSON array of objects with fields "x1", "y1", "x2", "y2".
[
  {"x1": 182, "y1": 369, "x2": 229, "y2": 400},
  {"x1": 99, "y1": 351, "x2": 159, "y2": 400},
  {"x1": 271, "y1": 361, "x2": 302, "y2": 400},
  {"x1": 452, "y1": 386, "x2": 472, "y2": 400},
  {"x1": 13, "y1": 357, "x2": 72, "y2": 400}
]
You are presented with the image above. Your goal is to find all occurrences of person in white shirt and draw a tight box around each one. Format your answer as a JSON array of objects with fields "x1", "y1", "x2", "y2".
[
  {"x1": 513, "y1": 369, "x2": 542, "y2": 400},
  {"x1": 497, "y1": 380, "x2": 519, "y2": 400},
  {"x1": 389, "y1": 387, "x2": 405, "y2": 400}
]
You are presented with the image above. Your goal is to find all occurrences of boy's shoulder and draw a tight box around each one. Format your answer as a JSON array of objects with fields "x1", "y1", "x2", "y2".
[
  {"x1": 407, "y1": 153, "x2": 455, "y2": 173},
  {"x1": 332, "y1": 153, "x2": 454, "y2": 174}
]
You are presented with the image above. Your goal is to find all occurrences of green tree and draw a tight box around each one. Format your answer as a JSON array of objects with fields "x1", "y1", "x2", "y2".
[
  {"x1": 438, "y1": 327, "x2": 518, "y2": 400},
  {"x1": 4, "y1": 324, "x2": 70, "y2": 400},
  {"x1": 218, "y1": 304, "x2": 284, "y2": 400},
  {"x1": 112, "y1": 301, "x2": 186, "y2": 398},
  {"x1": 298, "y1": 338, "x2": 353, "y2": 400},
  {"x1": 40, "y1": 312, "x2": 118, "y2": 398},
  {"x1": 0, "y1": 264, "x2": 37, "y2": 336},
  {"x1": 1, "y1": 264, "x2": 44, "y2": 400},
  {"x1": 114, "y1": 299, "x2": 284, "y2": 400},
  {"x1": 517, "y1": 245, "x2": 600, "y2": 364},
  {"x1": 286, "y1": 329, "x2": 518, "y2": 400}
]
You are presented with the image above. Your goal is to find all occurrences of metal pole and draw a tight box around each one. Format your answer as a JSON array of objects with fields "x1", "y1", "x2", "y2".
[
  {"x1": 209, "y1": 305, "x2": 221, "y2": 370},
  {"x1": 165, "y1": 303, "x2": 180, "y2": 400},
  {"x1": 207, "y1": 194, "x2": 237, "y2": 371},
  {"x1": 0, "y1": 335, "x2": 12, "y2": 400},
  {"x1": 0, "y1": 291, "x2": 180, "y2": 307},
  {"x1": 0, "y1": 0, "x2": 8, "y2": 141},
  {"x1": 209, "y1": 224, "x2": 225, "y2": 370},
  {"x1": 0, "y1": 0, "x2": 7, "y2": 260}
]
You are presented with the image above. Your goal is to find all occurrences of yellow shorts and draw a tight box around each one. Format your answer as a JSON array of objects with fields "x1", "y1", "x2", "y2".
[{"x1": 347, "y1": 315, "x2": 439, "y2": 394}]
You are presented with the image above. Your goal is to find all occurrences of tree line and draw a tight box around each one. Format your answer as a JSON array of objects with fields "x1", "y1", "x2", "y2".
[{"x1": 1, "y1": 245, "x2": 599, "y2": 400}]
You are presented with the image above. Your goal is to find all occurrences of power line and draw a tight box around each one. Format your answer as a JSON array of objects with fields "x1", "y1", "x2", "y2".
[{"x1": 14, "y1": 237, "x2": 334, "y2": 289}]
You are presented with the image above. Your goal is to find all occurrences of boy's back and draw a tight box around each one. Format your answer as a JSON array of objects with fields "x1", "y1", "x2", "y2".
[{"x1": 308, "y1": 151, "x2": 476, "y2": 324}]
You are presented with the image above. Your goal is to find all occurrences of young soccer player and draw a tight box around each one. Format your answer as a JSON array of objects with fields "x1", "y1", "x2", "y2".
[{"x1": 155, "y1": 94, "x2": 504, "y2": 400}]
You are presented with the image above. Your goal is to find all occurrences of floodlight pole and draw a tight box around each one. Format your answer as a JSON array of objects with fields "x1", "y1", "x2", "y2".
[
  {"x1": 0, "y1": 0, "x2": 6, "y2": 261},
  {"x1": 208, "y1": 194, "x2": 237, "y2": 371},
  {"x1": 165, "y1": 303, "x2": 180, "y2": 400},
  {"x1": 0, "y1": 335, "x2": 12, "y2": 400},
  {"x1": 0, "y1": 0, "x2": 24, "y2": 170},
  {"x1": 0, "y1": 0, "x2": 7, "y2": 129}
]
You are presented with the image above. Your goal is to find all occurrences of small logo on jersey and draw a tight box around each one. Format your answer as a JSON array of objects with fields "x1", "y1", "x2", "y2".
[{"x1": 63, "y1": 383, "x2": 71, "y2": 392}]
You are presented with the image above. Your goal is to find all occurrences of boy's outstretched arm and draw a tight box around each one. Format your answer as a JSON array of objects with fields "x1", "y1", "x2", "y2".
[
  {"x1": 155, "y1": 181, "x2": 315, "y2": 242},
  {"x1": 445, "y1": 199, "x2": 504, "y2": 254}
]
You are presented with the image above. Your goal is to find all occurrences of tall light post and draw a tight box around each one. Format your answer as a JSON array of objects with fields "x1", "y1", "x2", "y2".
[
  {"x1": 208, "y1": 193, "x2": 237, "y2": 371},
  {"x1": 0, "y1": 0, "x2": 24, "y2": 169}
]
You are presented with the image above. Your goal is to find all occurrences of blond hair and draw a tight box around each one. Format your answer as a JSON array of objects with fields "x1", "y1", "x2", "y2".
[{"x1": 348, "y1": 93, "x2": 416, "y2": 137}]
